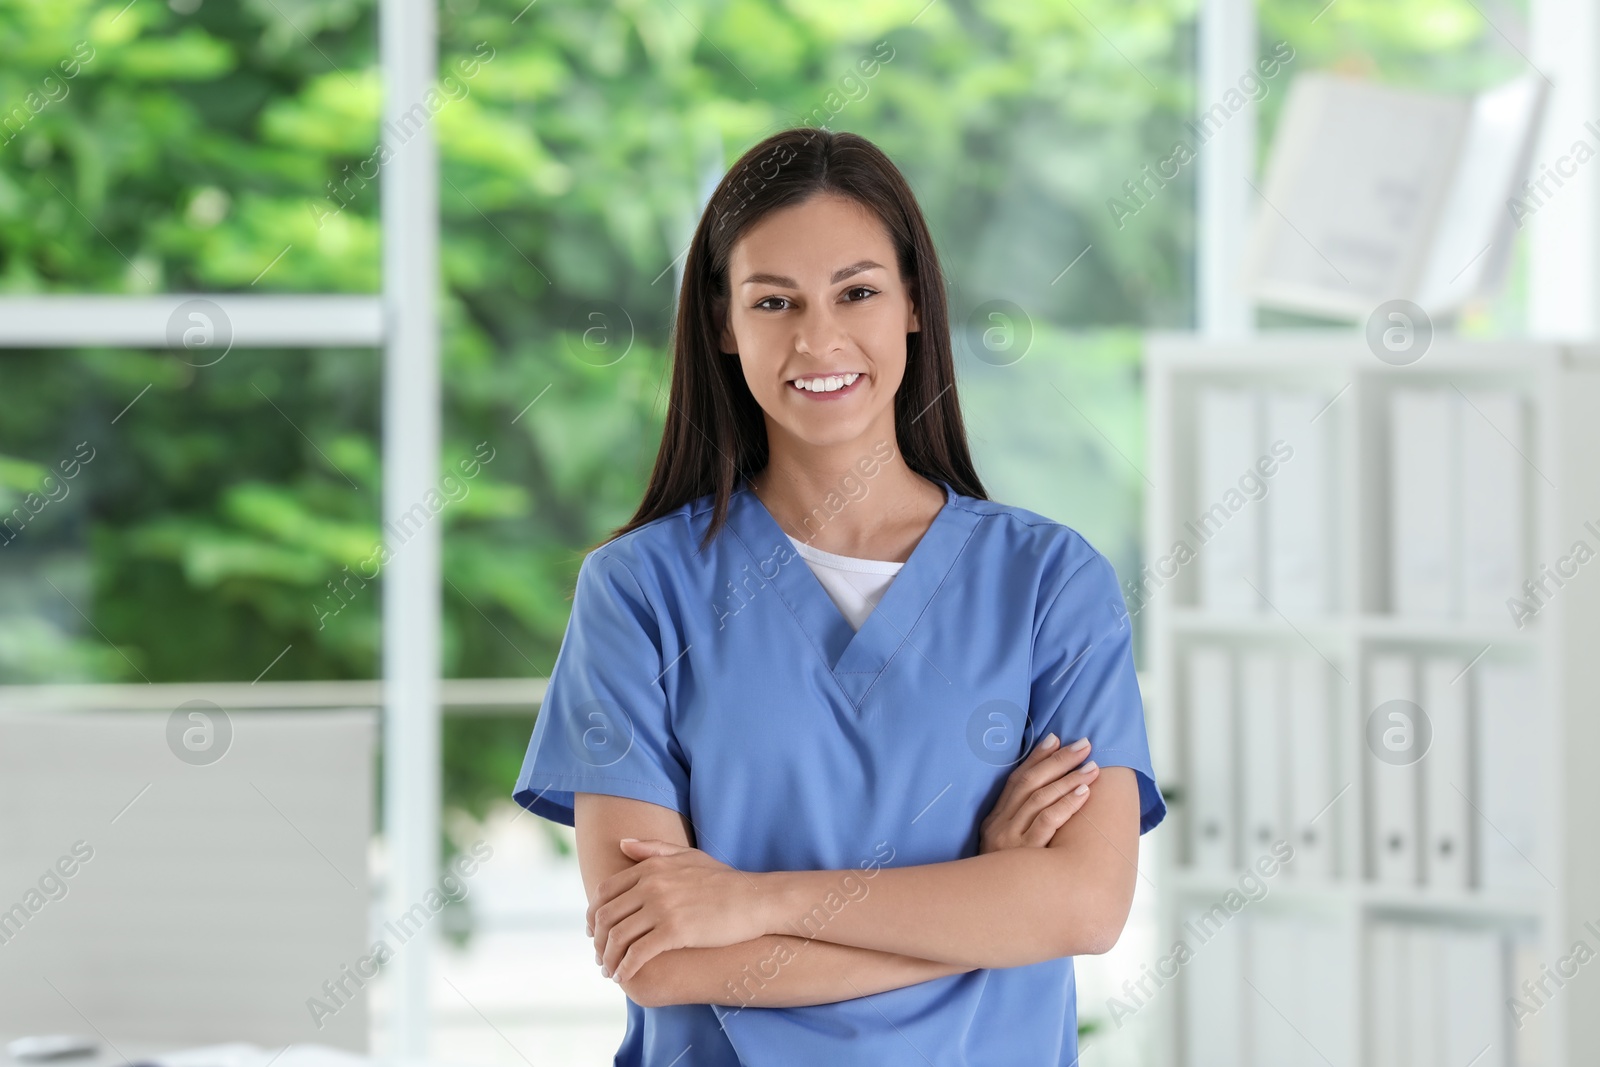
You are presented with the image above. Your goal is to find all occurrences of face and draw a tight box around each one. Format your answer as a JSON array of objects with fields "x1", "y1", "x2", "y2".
[{"x1": 719, "y1": 192, "x2": 921, "y2": 454}]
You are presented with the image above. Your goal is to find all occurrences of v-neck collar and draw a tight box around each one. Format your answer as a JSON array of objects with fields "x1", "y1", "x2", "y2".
[{"x1": 724, "y1": 474, "x2": 981, "y2": 707}]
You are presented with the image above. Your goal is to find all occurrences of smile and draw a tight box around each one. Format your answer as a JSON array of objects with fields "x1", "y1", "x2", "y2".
[{"x1": 788, "y1": 372, "x2": 863, "y2": 399}]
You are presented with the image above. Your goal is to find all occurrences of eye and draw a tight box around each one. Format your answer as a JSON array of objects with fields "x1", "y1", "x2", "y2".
[
  {"x1": 754, "y1": 295, "x2": 791, "y2": 311},
  {"x1": 843, "y1": 286, "x2": 878, "y2": 302}
]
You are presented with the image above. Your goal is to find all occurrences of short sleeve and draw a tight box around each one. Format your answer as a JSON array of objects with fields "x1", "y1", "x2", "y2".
[
  {"x1": 1029, "y1": 546, "x2": 1167, "y2": 834},
  {"x1": 511, "y1": 548, "x2": 691, "y2": 827}
]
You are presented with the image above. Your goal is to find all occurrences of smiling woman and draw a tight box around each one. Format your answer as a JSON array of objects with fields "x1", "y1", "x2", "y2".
[{"x1": 511, "y1": 128, "x2": 1166, "y2": 1067}]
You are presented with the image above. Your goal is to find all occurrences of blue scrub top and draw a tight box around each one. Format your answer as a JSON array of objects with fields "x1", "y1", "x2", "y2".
[{"x1": 513, "y1": 476, "x2": 1167, "y2": 1067}]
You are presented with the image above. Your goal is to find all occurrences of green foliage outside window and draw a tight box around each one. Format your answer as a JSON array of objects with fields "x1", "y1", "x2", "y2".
[{"x1": 0, "y1": 0, "x2": 1520, "y2": 861}]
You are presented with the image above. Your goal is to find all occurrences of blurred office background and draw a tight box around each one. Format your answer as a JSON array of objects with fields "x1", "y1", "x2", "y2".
[{"x1": 2, "y1": 0, "x2": 1596, "y2": 1065}]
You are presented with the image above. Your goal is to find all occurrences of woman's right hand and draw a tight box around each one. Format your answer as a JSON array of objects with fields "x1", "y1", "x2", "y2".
[{"x1": 978, "y1": 733, "x2": 1099, "y2": 853}]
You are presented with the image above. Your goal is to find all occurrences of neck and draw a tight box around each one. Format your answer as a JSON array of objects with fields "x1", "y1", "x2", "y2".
[{"x1": 751, "y1": 438, "x2": 942, "y2": 557}]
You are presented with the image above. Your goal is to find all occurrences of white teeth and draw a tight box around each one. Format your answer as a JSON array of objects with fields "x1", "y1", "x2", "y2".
[{"x1": 791, "y1": 372, "x2": 860, "y2": 393}]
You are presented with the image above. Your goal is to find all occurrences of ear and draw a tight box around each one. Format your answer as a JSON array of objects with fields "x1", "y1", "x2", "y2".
[
  {"x1": 718, "y1": 308, "x2": 738, "y2": 355},
  {"x1": 907, "y1": 285, "x2": 921, "y2": 334}
]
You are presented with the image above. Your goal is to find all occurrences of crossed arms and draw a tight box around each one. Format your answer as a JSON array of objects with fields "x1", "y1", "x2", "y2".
[{"x1": 572, "y1": 736, "x2": 1143, "y2": 1009}]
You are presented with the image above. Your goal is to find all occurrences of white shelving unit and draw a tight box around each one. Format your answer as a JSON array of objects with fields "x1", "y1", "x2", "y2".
[{"x1": 1143, "y1": 333, "x2": 1600, "y2": 1067}]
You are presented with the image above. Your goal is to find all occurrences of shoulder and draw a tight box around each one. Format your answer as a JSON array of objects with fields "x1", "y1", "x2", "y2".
[
  {"x1": 574, "y1": 490, "x2": 722, "y2": 598},
  {"x1": 948, "y1": 491, "x2": 1119, "y2": 607}
]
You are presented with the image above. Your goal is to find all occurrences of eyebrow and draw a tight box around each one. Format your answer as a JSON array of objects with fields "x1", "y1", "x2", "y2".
[{"x1": 739, "y1": 259, "x2": 887, "y2": 288}]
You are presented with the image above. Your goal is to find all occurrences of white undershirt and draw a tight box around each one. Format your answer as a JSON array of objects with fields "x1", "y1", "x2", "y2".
[{"x1": 786, "y1": 535, "x2": 904, "y2": 632}]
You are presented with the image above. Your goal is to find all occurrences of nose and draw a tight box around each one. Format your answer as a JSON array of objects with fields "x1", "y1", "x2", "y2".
[{"x1": 792, "y1": 300, "x2": 848, "y2": 358}]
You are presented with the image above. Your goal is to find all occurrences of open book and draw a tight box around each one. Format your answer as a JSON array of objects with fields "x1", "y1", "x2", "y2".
[{"x1": 1240, "y1": 71, "x2": 1547, "y2": 321}]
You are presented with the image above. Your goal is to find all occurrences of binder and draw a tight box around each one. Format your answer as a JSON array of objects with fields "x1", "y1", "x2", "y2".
[
  {"x1": 1440, "y1": 926, "x2": 1510, "y2": 1067},
  {"x1": 1475, "y1": 660, "x2": 1545, "y2": 893},
  {"x1": 1510, "y1": 933, "x2": 1546, "y2": 1067},
  {"x1": 1420, "y1": 656, "x2": 1472, "y2": 891},
  {"x1": 1300, "y1": 917, "x2": 1357, "y2": 1067},
  {"x1": 1182, "y1": 905, "x2": 1245, "y2": 1067},
  {"x1": 1458, "y1": 390, "x2": 1526, "y2": 624},
  {"x1": 1368, "y1": 922, "x2": 1404, "y2": 1067},
  {"x1": 1197, "y1": 387, "x2": 1264, "y2": 612},
  {"x1": 1250, "y1": 914, "x2": 1358, "y2": 1067},
  {"x1": 1389, "y1": 388, "x2": 1526, "y2": 624},
  {"x1": 1368, "y1": 654, "x2": 1420, "y2": 885},
  {"x1": 1371, "y1": 923, "x2": 1512, "y2": 1067},
  {"x1": 1239, "y1": 650, "x2": 1287, "y2": 859},
  {"x1": 1188, "y1": 645, "x2": 1237, "y2": 873},
  {"x1": 1407, "y1": 926, "x2": 1441, "y2": 1067},
  {"x1": 1244, "y1": 914, "x2": 1302, "y2": 1066},
  {"x1": 1389, "y1": 389, "x2": 1458, "y2": 617},
  {"x1": 1285, "y1": 652, "x2": 1336, "y2": 880},
  {"x1": 1264, "y1": 389, "x2": 1335, "y2": 615}
]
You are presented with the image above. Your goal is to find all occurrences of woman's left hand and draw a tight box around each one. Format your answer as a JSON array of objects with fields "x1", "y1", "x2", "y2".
[{"x1": 588, "y1": 838, "x2": 773, "y2": 985}]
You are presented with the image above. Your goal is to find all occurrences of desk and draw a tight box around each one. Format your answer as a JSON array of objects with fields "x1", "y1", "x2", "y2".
[{"x1": 1, "y1": 1041, "x2": 357, "y2": 1067}]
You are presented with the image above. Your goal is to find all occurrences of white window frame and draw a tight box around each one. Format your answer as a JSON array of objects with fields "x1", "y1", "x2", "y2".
[{"x1": 0, "y1": 0, "x2": 440, "y2": 1053}]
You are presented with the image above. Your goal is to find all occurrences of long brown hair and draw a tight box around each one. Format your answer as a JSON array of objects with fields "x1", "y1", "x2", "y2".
[{"x1": 606, "y1": 127, "x2": 987, "y2": 553}]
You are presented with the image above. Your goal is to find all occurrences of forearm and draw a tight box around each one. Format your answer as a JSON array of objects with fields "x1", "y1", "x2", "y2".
[
  {"x1": 759, "y1": 848, "x2": 1120, "y2": 968},
  {"x1": 583, "y1": 774, "x2": 1142, "y2": 989},
  {"x1": 754, "y1": 771, "x2": 1142, "y2": 967},
  {"x1": 628, "y1": 932, "x2": 973, "y2": 1008}
]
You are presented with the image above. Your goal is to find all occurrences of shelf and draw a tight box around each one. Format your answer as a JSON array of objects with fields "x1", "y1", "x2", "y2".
[
  {"x1": 1168, "y1": 607, "x2": 1348, "y2": 637},
  {"x1": 1143, "y1": 330, "x2": 1563, "y2": 372},
  {"x1": 1166, "y1": 608, "x2": 1543, "y2": 648},
  {"x1": 1168, "y1": 867, "x2": 1545, "y2": 922},
  {"x1": 1354, "y1": 613, "x2": 1542, "y2": 647},
  {"x1": 1144, "y1": 335, "x2": 1600, "y2": 1067}
]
